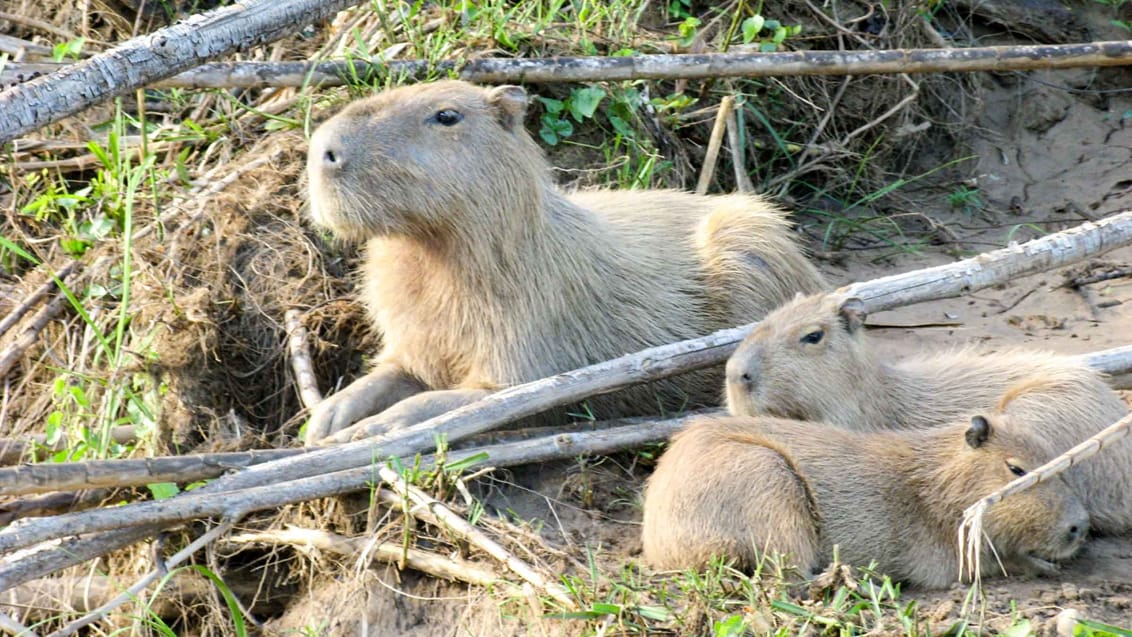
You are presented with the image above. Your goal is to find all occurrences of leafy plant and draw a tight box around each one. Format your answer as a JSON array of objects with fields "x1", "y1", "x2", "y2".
[{"x1": 741, "y1": 15, "x2": 802, "y2": 51}]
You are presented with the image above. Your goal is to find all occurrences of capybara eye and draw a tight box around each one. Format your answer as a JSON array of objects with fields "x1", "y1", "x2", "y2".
[
  {"x1": 429, "y1": 109, "x2": 464, "y2": 126},
  {"x1": 1007, "y1": 462, "x2": 1027, "y2": 477},
  {"x1": 800, "y1": 329, "x2": 824, "y2": 345}
]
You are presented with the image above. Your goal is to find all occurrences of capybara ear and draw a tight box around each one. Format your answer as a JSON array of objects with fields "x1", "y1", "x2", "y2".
[
  {"x1": 965, "y1": 415, "x2": 991, "y2": 449},
  {"x1": 487, "y1": 85, "x2": 528, "y2": 132},
  {"x1": 837, "y1": 297, "x2": 867, "y2": 333}
]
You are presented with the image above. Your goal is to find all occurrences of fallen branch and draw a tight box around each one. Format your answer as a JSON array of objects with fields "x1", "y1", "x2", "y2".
[
  {"x1": 0, "y1": 447, "x2": 305, "y2": 496},
  {"x1": 0, "y1": 261, "x2": 79, "y2": 342},
  {"x1": 0, "y1": 414, "x2": 700, "y2": 557},
  {"x1": 375, "y1": 467, "x2": 576, "y2": 609},
  {"x1": 958, "y1": 411, "x2": 1132, "y2": 599},
  {"x1": 0, "y1": 413, "x2": 681, "y2": 496},
  {"x1": 0, "y1": 289, "x2": 71, "y2": 381},
  {"x1": 285, "y1": 309, "x2": 323, "y2": 410},
  {"x1": 7, "y1": 335, "x2": 1132, "y2": 497},
  {"x1": 228, "y1": 525, "x2": 500, "y2": 587},
  {"x1": 45, "y1": 520, "x2": 235, "y2": 637},
  {"x1": 6, "y1": 41, "x2": 1132, "y2": 93},
  {"x1": 0, "y1": 426, "x2": 137, "y2": 467},
  {"x1": 0, "y1": 0, "x2": 361, "y2": 143},
  {"x1": 695, "y1": 96, "x2": 734, "y2": 195},
  {"x1": 3, "y1": 211, "x2": 1131, "y2": 588}
]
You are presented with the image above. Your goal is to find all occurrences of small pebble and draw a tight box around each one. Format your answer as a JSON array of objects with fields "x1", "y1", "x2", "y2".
[
  {"x1": 1040, "y1": 590, "x2": 1059, "y2": 605},
  {"x1": 1061, "y1": 583, "x2": 1079, "y2": 601},
  {"x1": 1055, "y1": 608, "x2": 1080, "y2": 637}
]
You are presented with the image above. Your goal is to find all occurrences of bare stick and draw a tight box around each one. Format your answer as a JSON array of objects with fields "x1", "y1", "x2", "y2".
[
  {"x1": 0, "y1": 426, "x2": 137, "y2": 467},
  {"x1": 0, "y1": 261, "x2": 79, "y2": 342},
  {"x1": 0, "y1": 412, "x2": 694, "y2": 496},
  {"x1": 46, "y1": 520, "x2": 234, "y2": 637},
  {"x1": 0, "y1": 0, "x2": 361, "y2": 143},
  {"x1": 696, "y1": 96, "x2": 734, "y2": 195},
  {"x1": 0, "y1": 527, "x2": 155, "y2": 596},
  {"x1": 0, "y1": 290, "x2": 70, "y2": 381},
  {"x1": 725, "y1": 103, "x2": 754, "y2": 194},
  {"x1": 4, "y1": 211, "x2": 1132, "y2": 585},
  {"x1": 229, "y1": 525, "x2": 499, "y2": 587},
  {"x1": 1078, "y1": 345, "x2": 1132, "y2": 378},
  {"x1": 0, "y1": 448, "x2": 305, "y2": 496},
  {"x1": 958, "y1": 412, "x2": 1132, "y2": 593},
  {"x1": 375, "y1": 465, "x2": 576, "y2": 609},
  {"x1": 284, "y1": 309, "x2": 323, "y2": 410},
  {"x1": 0, "y1": 611, "x2": 30, "y2": 636},
  {"x1": 0, "y1": 413, "x2": 702, "y2": 556},
  {"x1": 6, "y1": 41, "x2": 1132, "y2": 94}
]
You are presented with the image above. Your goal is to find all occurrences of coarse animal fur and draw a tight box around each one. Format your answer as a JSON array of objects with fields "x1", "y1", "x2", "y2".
[
  {"x1": 724, "y1": 292, "x2": 1132, "y2": 533},
  {"x1": 302, "y1": 80, "x2": 827, "y2": 444},
  {"x1": 641, "y1": 412, "x2": 1090, "y2": 588}
]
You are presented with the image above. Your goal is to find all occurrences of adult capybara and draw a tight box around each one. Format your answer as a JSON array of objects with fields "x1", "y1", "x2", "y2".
[
  {"x1": 302, "y1": 80, "x2": 827, "y2": 445},
  {"x1": 641, "y1": 412, "x2": 1090, "y2": 588},
  {"x1": 724, "y1": 292, "x2": 1132, "y2": 533}
]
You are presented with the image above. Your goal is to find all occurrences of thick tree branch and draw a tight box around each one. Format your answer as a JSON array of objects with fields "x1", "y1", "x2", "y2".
[
  {"x1": 0, "y1": 0, "x2": 361, "y2": 143},
  {"x1": 5, "y1": 41, "x2": 1132, "y2": 94}
]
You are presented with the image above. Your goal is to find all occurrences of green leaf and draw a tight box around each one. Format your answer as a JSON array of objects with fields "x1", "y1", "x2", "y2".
[
  {"x1": 567, "y1": 87, "x2": 605, "y2": 122},
  {"x1": 537, "y1": 96, "x2": 565, "y2": 115},
  {"x1": 539, "y1": 125, "x2": 560, "y2": 146},
  {"x1": 635, "y1": 605, "x2": 671, "y2": 621},
  {"x1": 443, "y1": 451, "x2": 489, "y2": 474},
  {"x1": 147, "y1": 482, "x2": 180, "y2": 500},
  {"x1": 1003, "y1": 618, "x2": 1036, "y2": 637},
  {"x1": 741, "y1": 15, "x2": 765, "y2": 43},
  {"x1": 590, "y1": 602, "x2": 621, "y2": 615}
]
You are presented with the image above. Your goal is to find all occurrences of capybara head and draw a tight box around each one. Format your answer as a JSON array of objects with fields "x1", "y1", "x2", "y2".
[
  {"x1": 306, "y1": 80, "x2": 546, "y2": 242},
  {"x1": 933, "y1": 415, "x2": 1089, "y2": 574},
  {"x1": 725, "y1": 293, "x2": 871, "y2": 421}
]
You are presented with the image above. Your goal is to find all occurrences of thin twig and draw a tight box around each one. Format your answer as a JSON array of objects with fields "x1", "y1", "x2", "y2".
[
  {"x1": 0, "y1": 261, "x2": 79, "y2": 342},
  {"x1": 696, "y1": 96, "x2": 734, "y2": 195},
  {"x1": 0, "y1": 291, "x2": 70, "y2": 381},
  {"x1": 724, "y1": 101, "x2": 754, "y2": 194},
  {"x1": 46, "y1": 520, "x2": 235, "y2": 637},
  {"x1": 375, "y1": 465, "x2": 576, "y2": 609},
  {"x1": 227, "y1": 525, "x2": 500, "y2": 587},
  {"x1": 284, "y1": 309, "x2": 323, "y2": 410}
]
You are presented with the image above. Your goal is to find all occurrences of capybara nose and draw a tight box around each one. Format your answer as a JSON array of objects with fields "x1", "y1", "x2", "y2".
[
  {"x1": 725, "y1": 355, "x2": 758, "y2": 391},
  {"x1": 320, "y1": 142, "x2": 346, "y2": 172},
  {"x1": 1066, "y1": 517, "x2": 1088, "y2": 543}
]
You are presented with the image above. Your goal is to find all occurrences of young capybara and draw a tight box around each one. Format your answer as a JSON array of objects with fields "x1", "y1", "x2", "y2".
[
  {"x1": 723, "y1": 292, "x2": 1132, "y2": 533},
  {"x1": 641, "y1": 412, "x2": 1090, "y2": 588},
  {"x1": 302, "y1": 80, "x2": 827, "y2": 445}
]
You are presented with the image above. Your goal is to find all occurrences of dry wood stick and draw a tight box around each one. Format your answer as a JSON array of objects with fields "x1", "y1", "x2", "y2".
[
  {"x1": 0, "y1": 261, "x2": 79, "y2": 342},
  {"x1": 46, "y1": 520, "x2": 235, "y2": 637},
  {"x1": 374, "y1": 466, "x2": 576, "y2": 609},
  {"x1": 227, "y1": 525, "x2": 500, "y2": 587},
  {"x1": 0, "y1": 448, "x2": 306, "y2": 496},
  {"x1": 0, "y1": 0, "x2": 362, "y2": 144},
  {"x1": 3, "y1": 211, "x2": 1132, "y2": 587},
  {"x1": 0, "y1": 425, "x2": 137, "y2": 467},
  {"x1": 695, "y1": 96, "x2": 733, "y2": 195},
  {"x1": 0, "y1": 290, "x2": 71, "y2": 381},
  {"x1": 6, "y1": 41, "x2": 1132, "y2": 93},
  {"x1": 0, "y1": 414, "x2": 702, "y2": 557},
  {"x1": 284, "y1": 309, "x2": 323, "y2": 410},
  {"x1": 0, "y1": 412, "x2": 681, "y2": 496}
]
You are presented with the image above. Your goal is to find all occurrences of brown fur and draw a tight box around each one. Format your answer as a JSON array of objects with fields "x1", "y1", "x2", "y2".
[
  {"x1": 641, "y1": 413, "x2": 1090, "y2": 588},
  {"x1": 724, "y1": 292, "x2": 1132, "y2": 533},
  {"x1": 302, "y1": 81, "x2": 827, "y2": 444}
]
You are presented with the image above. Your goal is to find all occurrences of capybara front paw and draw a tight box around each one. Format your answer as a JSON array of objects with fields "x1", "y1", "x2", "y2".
[{"x1": 304, "y1": 394, "x2": 372, "y2": 446}]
